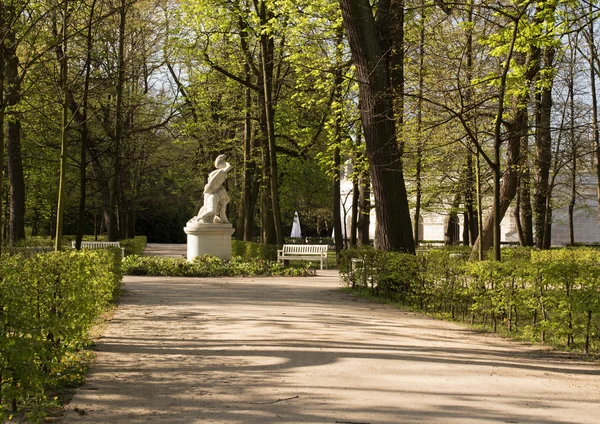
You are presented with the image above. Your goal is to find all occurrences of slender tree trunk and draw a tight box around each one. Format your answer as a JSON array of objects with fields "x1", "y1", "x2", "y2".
[
  {"x1": 587, "y1": 6, "x2": 600, "y2": 222},
  {"x1": 258, "y1": 0, "x2": 283, "y2": 247},
  {"x1": 55, "y1": 0, "x2": 70, "y2": 251},
  {"x1": 472, "y1": 6, "x2": 536, "y2": 259},
  {"x1": 75, "y1": 0, "x2": 97, "y2": 250},
  {"x1": 350, "y1": 170, "x2": 359, "y2": 247},
  {"x1": 414, "y1": 0, "x2": 425, "y2": 247},
  {"x1": 238, "y1": 66, "x2": 254, "y2": 240},
  {"x1": 444, "y1": 193, "x2": 461, "y2": 245},
  {"x1": 0, "y1": 11, "x2": 5, "y2": 255},
  {"x1": 519, "y1": 122, "x2": 534, "y2": 246},
  {"x1": 339, "y1": 0, "x2": 414, "y2": 253},
  {"x1": 568, "y1": 39, "x2": 577, "y2": 246},
  {"x1": 108, "y1": 0, "x2": 127, "y2": 241},
  {"x1": 4, "y1": 16, "x2": 25, "y2": 246},
  {"x1": 533, "y1": 48, "x2": 555, "y2": 249},
  {"x1": 475, "y1": 150, "x2": 483, "y2": 259},
  {"x1": 333, "y1": 146, "x2": 343, "y2": 254},
  {"x1": 464, "y1": 153, "x2": 477, "y2": 245},
  {"x1": 464, "y1": 1, "x2": 477, "y2": 247},
  {"x1": 357, "y1": 154, "x2": 370, "y2": 246}
]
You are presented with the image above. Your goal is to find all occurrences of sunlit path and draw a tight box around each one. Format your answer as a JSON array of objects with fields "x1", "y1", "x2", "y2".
[{"x1": 63, "y1": 270, "x2": 600, "y2": 423}]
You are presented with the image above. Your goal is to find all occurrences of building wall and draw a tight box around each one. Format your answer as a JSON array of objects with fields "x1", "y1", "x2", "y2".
[{"x1": 339, "y1": 171, "x2": 600, "y2": 245}]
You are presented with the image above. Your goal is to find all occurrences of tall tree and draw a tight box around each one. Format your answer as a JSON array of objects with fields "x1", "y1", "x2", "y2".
[{"x1": 338, "y1": 0, "x2": 414, "y2": 252}]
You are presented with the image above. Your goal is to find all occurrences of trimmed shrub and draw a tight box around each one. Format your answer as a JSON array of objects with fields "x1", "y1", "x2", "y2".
[
  {"x1": 231, "y1": 240, "x2": 277, "y2": 261},
  {"x1": 120, "y1": 236, "x2": 148, "y2": 256},
  {"x1": 0, "y1": 249, "x2": 122, "y2": 421},
  {"x1": 340, "y1": 246, "x2": 600, "y2": 354},
  {"x1": 122, "y1": 254, "x2": 311, "y2": 277}
]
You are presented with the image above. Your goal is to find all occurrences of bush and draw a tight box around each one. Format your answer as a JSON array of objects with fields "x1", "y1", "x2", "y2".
[
  {"x1": 120, "y1": 236, "x2": 148, "y2": 256},
  {"x1": 122, "y1": 254, "x2": 312, "y2": 277},
  {"x1": 340, "y1": 246, "x2": 600, "y2": 354},
  {"x1": 0, "y1": 249, "x2": 122, "y2": 421},
  {"x1": 231, "y1": 240, "x2": 278, "y2": 261}
]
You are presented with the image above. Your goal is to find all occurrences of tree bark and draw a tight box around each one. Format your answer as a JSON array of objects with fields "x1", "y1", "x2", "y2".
[
  {"x1": 444, "y1": 193, "x2": 461, "y2": 245},
  {"x1": 4, "y1": 21, "x2": 25, "y2": 246},
  {"x1": 587, "y1": 4, "x2": 600, "y2": 222},
  {"x1": 350, "y1": 169, "x2": 359, "y2": 247},
  {"x1": 75, "y1": 0, "x2": 97, "y2": 250},
  {"x1": 357, "y1": 163, "x2": 370, "y2": 246},
  {"x1": 333, "y1": 146, "x2": 343, "y2": 254},
  {"x1": 472, "y1": 107, "x2": 525, "y2": 257},
  {"x1": 0, "y1": 7, "x2": 5, "y2": 255},
  {"x1": 339, "y1": 0, "x2": 414, "y2": 253},
  {"x1": 518, "y1": 123, "x2": 534, "y2": 246},
  {"x1": 108, "y1": 0, "x2": 127, "y2": 241},
  {"x1": 533, "y1": 47, "x2": 555, "y2": 249},
  {"x1": 258, "y1": 0, "x2": 284, "y2": 247},
  {"x1": 54, "y1": 0, "x2": 69, "y2": 251}
]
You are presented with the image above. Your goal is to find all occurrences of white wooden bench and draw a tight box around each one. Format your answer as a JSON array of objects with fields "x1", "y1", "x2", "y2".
[
  {"x1": 71, "y1": 241, "x2": 125, "y2": 257},
  {"x1": 277, "y1": 244, "x2": 328, "y2": 270}
]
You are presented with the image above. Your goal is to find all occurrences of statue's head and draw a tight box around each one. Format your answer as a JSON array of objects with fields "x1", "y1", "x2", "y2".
[{"x1": 215, "y1": 154, "x2": 227, "y2": 169}]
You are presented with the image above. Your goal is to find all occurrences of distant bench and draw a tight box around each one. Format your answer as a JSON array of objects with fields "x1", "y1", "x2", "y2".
[
  {"x1": 277, "y1": 244, "x2": 328, "y2": 270},
  {"x1": 71, "y1": 241, "x2": 125, "y2": 258}
]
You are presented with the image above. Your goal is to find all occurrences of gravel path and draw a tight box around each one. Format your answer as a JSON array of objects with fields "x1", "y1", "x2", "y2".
[{"x1": 62, "y1": 270, "x2": 600, "y2": 424}]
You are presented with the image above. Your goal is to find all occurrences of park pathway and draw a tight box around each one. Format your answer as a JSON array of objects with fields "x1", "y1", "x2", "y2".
[{"x1": 61, "y1": 247, "x2": 600, "y2": 423}]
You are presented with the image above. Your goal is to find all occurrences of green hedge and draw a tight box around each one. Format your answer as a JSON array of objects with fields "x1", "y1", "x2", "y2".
[
  {"x1": 122, "y1": 254, "x2": 311, "y2": 277},
  {"x1": 340, "y1": 246, "x2": 600, "y2": 354},
  {"x1": 0, "y1": 249, "x2": 122, "y2": 421},
  {"x1": 231, "y1": 240, "x2": 278, "y2": 261},
  {"x1": 120, "y1": 236, "x2": 148, "y2": 256}
]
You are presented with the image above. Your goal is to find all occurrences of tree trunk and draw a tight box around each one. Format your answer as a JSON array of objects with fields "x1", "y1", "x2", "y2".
[
  {"x1": 258, "y1": 0, "x2": 284, "y2": 247},
  {"x1": 357, "y1": 167, "x2": 370, "y2": 246},
  {"x1": 587, "y1": 5, "x2": 600, "y2": 222},
  {"x1": 568, "y1": 39, "x2": 577, "y2": 246},
  {"x1": 519, "y1": 123, "x2": 534, "y2": 246},
  {"x1": 54, "y1": 1, "x2": 69, "y2": 251},
  {"x1": 4, "y1": 20, "x2": 25, "y2": 246},
  {"x1": 75, "y1": 0, "x2": 97, "y2": 250},
  {"x1": 339, "y1": 0, "x2": 414, "y2": 253},
  {"x1": 350, "y1": 170, "x2": 359, "y2": 247},
  {"x1": 472, "y1": 107, "x2": 525, "y2": 257},
  {"x1": 444, "y1": 193, "x2": 461, "y2": 245},
  {"x1": 471, "y1": 5, "x2": 537, "y2": 259},
  {"x1": 333, "y1": 146, "x2": 343, "y2": 254},
  {"x1": 533, "y1": 48, "x2": 555, "y2": 249},
  {"x1": 108, "y1": 0, "x2": 127, "y2": 241},
  {"x1": 464, "y1": 152, "x2": 477, "y2": 245},
  {"x1": 0, "y1": 10, "x2": 5, "y2": 255},
  {"x1": 238, "y1": 69, "x2": 256, "y2": 241}
]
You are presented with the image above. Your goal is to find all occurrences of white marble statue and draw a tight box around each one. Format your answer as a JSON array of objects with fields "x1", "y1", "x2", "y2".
[{"x1": 190, "y1": 154, "x2": 232, "y2": 224}]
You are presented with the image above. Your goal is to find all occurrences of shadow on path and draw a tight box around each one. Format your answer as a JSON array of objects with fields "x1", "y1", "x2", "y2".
[{"x1": 63, "y1": 273, "x2": 600, "y2": 424}]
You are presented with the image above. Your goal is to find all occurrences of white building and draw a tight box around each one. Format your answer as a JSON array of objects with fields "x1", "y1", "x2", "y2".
[{"x1": 339, "y1": 166, "x2": 600, "y2": 246}]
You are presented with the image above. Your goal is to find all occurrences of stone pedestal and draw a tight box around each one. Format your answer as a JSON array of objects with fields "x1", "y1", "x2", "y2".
[{"x1": 184, "y1": 222, "x2": 235, "y2": 261}]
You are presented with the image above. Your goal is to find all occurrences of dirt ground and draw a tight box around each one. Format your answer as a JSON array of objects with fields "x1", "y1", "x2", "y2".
[{"x1": 61, "y1": 269, "x2": 600, "y2": 423}]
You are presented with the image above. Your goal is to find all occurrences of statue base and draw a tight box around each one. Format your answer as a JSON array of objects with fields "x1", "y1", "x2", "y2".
[{"x1": 184, "y1": 222, "x2": 235, "y2": 261}]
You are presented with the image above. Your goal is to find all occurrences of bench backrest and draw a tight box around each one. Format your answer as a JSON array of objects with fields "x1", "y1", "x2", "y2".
[
  {"x1": 282, "y1": 244, "x2": 328, "y2": 254},
  {"x1": 72, "y1": 241, "x2": 121, "y2": 248}
]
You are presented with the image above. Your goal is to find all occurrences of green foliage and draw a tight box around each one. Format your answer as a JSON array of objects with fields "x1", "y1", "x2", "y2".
[
  {"x1": 122, "y1": 254, "x2": 311, "y2": 278},
  {"x1": 231, "y1": 240, "x2": 277, "y2": 261},
  {"x1": 341, "y1": 247, "x2": 600, "y2": 354},
  {"x1": 120, "y1": 236, "x2": 148, "y2": 257},
  {"x1": 0, "y1": 249, "x2": 122, "y2": 421}
]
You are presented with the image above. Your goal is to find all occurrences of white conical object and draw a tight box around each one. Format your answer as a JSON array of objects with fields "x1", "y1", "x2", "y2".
[{"x1": 290, "y1": 211, "x2": 302, "y2": 238}]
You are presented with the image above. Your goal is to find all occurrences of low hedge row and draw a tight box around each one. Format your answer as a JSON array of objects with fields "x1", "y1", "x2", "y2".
[
  {"x1": 120, "y1": 236, "x2": 148, "y2": 256},
  {"x1": 340, "y1": 246, "x2": 600, "y2": 354},
  {"x1": 0, "y1": 249, "x2": 122, "y2": 421},
  {"x1": 122, "y1": 254, "x2": 312, "y2": 277},
  {"x1": 231, "y1": 240, "x2": 278, "y2": 261}
]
